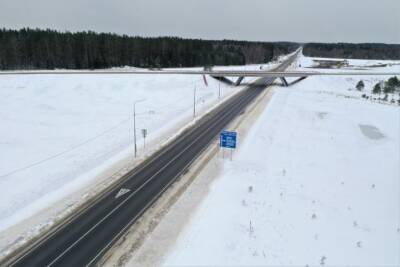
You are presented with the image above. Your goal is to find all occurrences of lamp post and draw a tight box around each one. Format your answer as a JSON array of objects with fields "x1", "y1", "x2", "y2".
[
  {"x1": 133, "y1": 99, "x2": 145, "y2": 158},
  {"x1": 193, "y1": 85, "x2": 197, "y2": 119},
  {"x1": 218, "y1": 81, "x2": 221, "y2": 100}
]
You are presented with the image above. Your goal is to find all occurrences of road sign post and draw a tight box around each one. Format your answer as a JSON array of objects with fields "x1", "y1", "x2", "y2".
[
  {"x1": 133, "y1": 99, "x2": 145, "y2": 158},
  {"x1": 141, "y1": 129, "x2": 147, "y2": 149},
  {"x1": 220, "y1": 131, "x2": 237, "y2": 149},
  {"x1": 220, "y1": 130, "x2": 237, "y2": 160}
]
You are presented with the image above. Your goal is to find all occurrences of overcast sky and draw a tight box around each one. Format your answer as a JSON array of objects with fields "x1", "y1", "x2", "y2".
[{"x1": 0, "y1": 0, "x2": 399, "y2": 43}]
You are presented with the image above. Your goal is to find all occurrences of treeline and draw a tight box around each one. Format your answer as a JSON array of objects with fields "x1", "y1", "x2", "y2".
[
  {"x1": 357, "y1": 76, "x2": 400, "y2": 105},
  {"x1": 0, "y1": 28, "x2": 298, "y2": 70},
  {"x1": 303, "y1": 43, "x2": 400, "y2": 60}
]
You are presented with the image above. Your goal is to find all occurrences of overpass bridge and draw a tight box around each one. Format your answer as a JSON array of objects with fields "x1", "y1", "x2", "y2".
[{"x1": 1, "y1": 69, "x2": 398, "y2": 87}]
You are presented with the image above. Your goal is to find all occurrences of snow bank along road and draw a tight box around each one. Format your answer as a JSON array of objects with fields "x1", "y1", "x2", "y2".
[{"x1": 2, "y1": 53, "x2": 299, "y2": 267}]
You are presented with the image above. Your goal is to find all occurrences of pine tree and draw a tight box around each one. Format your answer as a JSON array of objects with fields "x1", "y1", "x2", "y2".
[
  {"x1": 383, "y1": 81, "x2": 395, "y2": 94},
  {"x1": 387, "y1": 76, "x2": 400, "y2": 89},
  {"x1": 372, "y1": 83, "x2": 381, "y2": 94},
  {"x1": 356, "y1": 80, "x2": 365, "y2": 91}
]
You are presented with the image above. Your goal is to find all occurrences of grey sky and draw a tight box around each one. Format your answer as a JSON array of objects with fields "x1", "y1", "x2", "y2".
[{"x1": 0, "y1": 0, "x2": 399, "y2": 43}]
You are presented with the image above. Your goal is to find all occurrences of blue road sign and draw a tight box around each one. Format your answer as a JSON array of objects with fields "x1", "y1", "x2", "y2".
[{"x1": 220, "y1": 131, "x2": 237, "y2": 149}]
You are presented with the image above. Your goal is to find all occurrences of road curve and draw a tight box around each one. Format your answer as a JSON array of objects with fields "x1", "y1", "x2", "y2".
[{"x1": 4, "y1": 53, "x2": 298, "y2": 267}]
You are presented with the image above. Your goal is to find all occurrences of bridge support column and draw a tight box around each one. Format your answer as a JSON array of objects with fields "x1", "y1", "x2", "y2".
[
  {"x1": 280, "y1": 77, "x2": 289, "y2": 87},
  {"x1": 211, "y1": 76, "x2": 235, "y2": 86},
  {"x1": 202, "y1": 75, "x2": 208, "y2": 86},
  {"x1": 235, "y1": 76, "x2": 245, "y2": 86}
]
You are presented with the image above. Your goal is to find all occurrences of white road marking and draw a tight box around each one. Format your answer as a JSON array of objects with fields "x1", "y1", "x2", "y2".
[{"x1": 115, "y1": 188, "x2": 131, "y2": 199}]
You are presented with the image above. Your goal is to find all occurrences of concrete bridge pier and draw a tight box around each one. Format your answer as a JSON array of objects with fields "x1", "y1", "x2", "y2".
[
  {"x1": 235, "y1": 76, "x2": 245, "y2": 86},
  {"x1": 280, "y1": 77, "x2": 289, "y2": 87}
]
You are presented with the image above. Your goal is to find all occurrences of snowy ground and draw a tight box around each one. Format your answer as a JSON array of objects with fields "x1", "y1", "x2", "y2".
[
  {"x1": 0, "y1": 59, "x2": 287, "y2": 257},
  {"x1": 133, "y1": 56, "x2": 399, "y2": 266}
]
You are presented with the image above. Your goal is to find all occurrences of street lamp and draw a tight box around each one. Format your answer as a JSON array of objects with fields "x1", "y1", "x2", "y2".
[
  {"x1": 218, "y1": 80, "x2": 221, "y2": 100},
  {"x1": 133, "y1": 99, "x2": 145, "y2": 158},
  {"x1": 193, "y1": 85, "x2": 197, "y2": 119}
]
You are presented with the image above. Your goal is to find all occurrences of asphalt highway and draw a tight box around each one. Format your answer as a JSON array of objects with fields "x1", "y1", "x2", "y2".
[{"x1": 4, "y1": 52, "x2": 298, "y2": 267}]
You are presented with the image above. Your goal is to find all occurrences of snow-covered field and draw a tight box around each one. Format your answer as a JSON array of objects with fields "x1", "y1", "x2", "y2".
[
  {"x1": 158, "y1": 56, "x2": 400, "y2": 266},
  {"x1": 0, "y1": 60, "x2": 283, "y2": 257}
]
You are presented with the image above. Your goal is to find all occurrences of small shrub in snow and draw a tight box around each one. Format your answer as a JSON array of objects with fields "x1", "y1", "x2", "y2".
[
  {"x1": 248, "y1": 186, "x2": 253, "y2": 193},
  {"x1": 320, "y1": 255, "x2": 326, "y2": 265},
  {"x1": 248, "y1": 220, "x2": 255, "y2": 237}
]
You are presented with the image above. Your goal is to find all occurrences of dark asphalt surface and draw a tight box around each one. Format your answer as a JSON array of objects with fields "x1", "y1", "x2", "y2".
[{"x1": 6, "y1": 53, "x2": 297, "y2": 267}]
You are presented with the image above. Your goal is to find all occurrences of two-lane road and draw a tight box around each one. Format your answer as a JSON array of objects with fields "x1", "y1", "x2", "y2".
[{"x1": 4, "y1": 52, "x2": 298, "y2": 267}]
